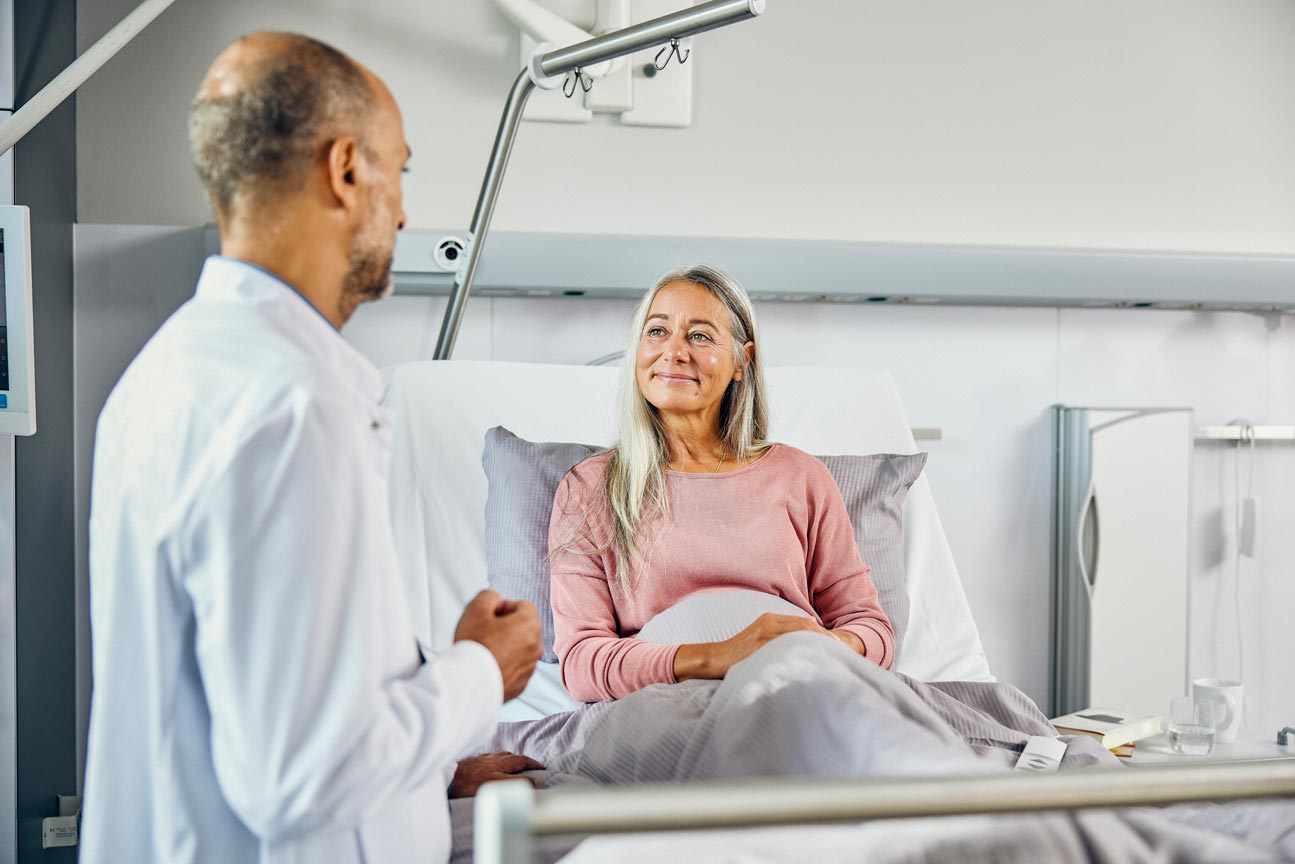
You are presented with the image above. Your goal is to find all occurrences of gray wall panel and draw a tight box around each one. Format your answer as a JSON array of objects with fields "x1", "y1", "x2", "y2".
[{"x1": 14, "y1": 0, "x2": 78, "y2": 860}]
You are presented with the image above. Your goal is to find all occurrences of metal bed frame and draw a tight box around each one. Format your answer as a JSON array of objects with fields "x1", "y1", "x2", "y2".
[{"x1": 475, "y1": 761, "x2": 1295, "y2": 864}]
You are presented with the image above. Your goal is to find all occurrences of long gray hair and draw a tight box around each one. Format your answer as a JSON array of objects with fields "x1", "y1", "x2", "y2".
[{"x1": 601, "y1": 264, "x2": 770, "y2": 596}]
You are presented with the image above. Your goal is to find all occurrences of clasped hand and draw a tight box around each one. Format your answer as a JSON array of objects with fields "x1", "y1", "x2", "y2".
[
  {"x1": 674, "y1": 612, "x2": 864, "y2": 681},
  {"x1": 453, "y1": 590, "x2": 543, "y2": 701}
]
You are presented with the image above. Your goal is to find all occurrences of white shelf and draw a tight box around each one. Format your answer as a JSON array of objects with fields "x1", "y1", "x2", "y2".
[
  {"x1": 1129, "y1": 733, "x2": 1295, "y2": 766},
  {"x1": 1196, "y1": 425, "x2": 1295, "y2": 442}
]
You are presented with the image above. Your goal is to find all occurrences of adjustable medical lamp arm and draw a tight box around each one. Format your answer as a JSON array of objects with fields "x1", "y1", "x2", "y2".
[
  {"x1": 488, "y1": 0, "x2": 613, "y2": 78},
  {"x1": 0, "y1": 0, "x2": 178, "y2": 156},
  {"x1": 432, "y1": 0, "x2": 766, "y2": 360}
]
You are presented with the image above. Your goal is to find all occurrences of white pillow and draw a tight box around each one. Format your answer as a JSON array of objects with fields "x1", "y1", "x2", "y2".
[
  {"x1": 499, "y1": 662, "x2": 580, "y2": 722},
  {"x1": 637, "y1": 589, "x2": 810, "y2": 646},
  {"x1": 501, "y1": 590, "x2": 839, "y2": 721}
]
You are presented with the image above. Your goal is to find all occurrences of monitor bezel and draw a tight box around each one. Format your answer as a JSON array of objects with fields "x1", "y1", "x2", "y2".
[{"x1": 0, "y1": 204, "x2": 36, "y2": 436}]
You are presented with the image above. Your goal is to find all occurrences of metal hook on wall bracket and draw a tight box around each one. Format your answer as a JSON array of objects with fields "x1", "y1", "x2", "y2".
[
  {"x1": 654, "y1": 37, "x2": 690, "y2": 71},
  {"x1": 562, "y1": 68, "x2": 594, "y2": 98}
]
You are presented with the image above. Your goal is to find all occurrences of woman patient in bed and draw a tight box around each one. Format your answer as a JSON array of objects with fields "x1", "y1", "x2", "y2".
[{"x1": 549, "y1": 265, "x2": 894, "y2": 702}]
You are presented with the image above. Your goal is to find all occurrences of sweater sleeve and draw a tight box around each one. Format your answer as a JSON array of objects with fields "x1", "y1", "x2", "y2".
[
  {"x1": 803, "y1": 462, "x2": 896, "y2": 670},
  {"x1": 548, "y1": 466, "x2": 680, "y2": 702}
]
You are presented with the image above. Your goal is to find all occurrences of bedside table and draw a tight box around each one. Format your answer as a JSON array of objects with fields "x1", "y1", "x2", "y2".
[{"x1": 1128, "y1": 732, "x2": 1295, "y2": 766}]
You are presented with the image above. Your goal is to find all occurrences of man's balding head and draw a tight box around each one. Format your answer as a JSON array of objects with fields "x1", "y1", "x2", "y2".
[{"x1": 189, "y1": 32, "x2": 376, "y2": 218}]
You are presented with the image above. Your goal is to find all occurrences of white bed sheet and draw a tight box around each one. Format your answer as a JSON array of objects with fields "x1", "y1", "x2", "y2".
[{"x1": 381, "y1": 360, "x2": 993, "y2": 701}]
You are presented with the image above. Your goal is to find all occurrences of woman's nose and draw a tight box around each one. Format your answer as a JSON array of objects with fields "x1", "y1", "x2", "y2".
[{"x1": 663, "y1": 332, "x2": 690, "y2": 361}]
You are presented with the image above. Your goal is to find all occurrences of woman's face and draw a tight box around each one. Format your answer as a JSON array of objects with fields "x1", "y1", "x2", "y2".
[{"x1": 636, "y1": 280, "x2": 750, "y2": 424}]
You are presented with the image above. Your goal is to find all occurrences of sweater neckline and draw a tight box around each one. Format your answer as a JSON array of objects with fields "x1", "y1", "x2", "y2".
[{"x1": 664, "y1": 444, "x2": 780, "y2": 478}]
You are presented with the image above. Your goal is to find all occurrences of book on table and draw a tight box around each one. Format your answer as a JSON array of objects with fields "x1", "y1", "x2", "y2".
[{"x1": 1049, "y1": 707, "x2": 1164, "y2": 750}]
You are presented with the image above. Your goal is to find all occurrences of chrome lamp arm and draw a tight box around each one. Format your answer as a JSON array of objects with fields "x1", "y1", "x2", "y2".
[{"x1": 432, "y1": 0, "x2": 766, "y2": 360}]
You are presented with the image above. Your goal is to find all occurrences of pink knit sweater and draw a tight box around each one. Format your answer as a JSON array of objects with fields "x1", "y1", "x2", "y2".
[{"x1": 549, "y1": 444, "x2": 894, "y2": 702}]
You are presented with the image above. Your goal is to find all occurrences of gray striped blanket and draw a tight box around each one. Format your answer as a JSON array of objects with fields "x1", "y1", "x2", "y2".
[{"x1": 450, "y1": 633, "x2": 1295, "y2": 862}]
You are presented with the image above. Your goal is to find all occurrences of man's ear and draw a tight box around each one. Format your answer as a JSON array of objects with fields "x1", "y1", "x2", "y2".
[{"x1": 326, "y1": 136, "x2": 362, "y2": 211}]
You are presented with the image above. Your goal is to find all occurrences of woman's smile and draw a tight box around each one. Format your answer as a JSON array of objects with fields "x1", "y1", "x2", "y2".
[{"x1": 636, "y1": 280, "x2": 743, "y2": 422}]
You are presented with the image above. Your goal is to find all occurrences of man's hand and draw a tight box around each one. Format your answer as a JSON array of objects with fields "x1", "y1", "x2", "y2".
[
  {"x1": 453, "y1": 590, "x2": 543, "y2": 701},
  {"x1": 449, "y1": 751, "x2": 545, "y2": 799}
]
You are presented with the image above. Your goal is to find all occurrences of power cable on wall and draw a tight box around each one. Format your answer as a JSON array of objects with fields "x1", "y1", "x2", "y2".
[{"x1": 1232, "y1": 427, "x2": 1256, "y2": 731}]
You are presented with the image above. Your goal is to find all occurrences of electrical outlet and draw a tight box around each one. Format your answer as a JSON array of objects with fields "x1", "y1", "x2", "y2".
[{"x1": 42, "y1": 815, "x2": 77, "y2": 849}]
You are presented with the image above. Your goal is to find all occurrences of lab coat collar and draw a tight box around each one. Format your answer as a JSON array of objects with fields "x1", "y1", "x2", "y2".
[{"x1": 196, "y1": 255, "x2": 383, "y2": 402}]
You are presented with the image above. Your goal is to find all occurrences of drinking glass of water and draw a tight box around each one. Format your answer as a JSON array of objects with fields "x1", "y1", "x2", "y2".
[{"x1": 1167, "y1": 697, "x2": 1216, "y2": 756}]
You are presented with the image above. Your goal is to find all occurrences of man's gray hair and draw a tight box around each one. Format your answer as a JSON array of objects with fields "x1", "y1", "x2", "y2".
[{"x1": 189, "y1": 33, "x2": 374, "y2": 216}]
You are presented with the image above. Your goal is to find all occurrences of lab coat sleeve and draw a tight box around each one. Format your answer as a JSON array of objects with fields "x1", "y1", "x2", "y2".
[{"x1": 180, "y1": 392, "x2": 503, "y2": 842}]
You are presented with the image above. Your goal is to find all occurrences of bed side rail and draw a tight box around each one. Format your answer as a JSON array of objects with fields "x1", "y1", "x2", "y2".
[{"x1": 475, "y1": 762, "x2": 1295, "y2": 864}]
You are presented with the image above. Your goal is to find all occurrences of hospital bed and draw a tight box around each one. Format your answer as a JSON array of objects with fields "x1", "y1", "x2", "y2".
[{"x1": 380, "y1": 361, "x2": 1295, "y2": 863}]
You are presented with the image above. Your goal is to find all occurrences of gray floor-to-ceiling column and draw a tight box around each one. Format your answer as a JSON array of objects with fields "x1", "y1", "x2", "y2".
[{"x1": 13, "y1": 0, "x2": 78, "y2": 860}]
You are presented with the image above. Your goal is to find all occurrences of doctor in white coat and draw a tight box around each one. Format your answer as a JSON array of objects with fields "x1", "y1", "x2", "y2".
[{"x1": 81, "y1": 32, "x2": 543, "y2": 863}]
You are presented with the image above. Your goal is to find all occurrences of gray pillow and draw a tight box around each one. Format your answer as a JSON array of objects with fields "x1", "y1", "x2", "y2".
[
  {"x1": 482, "y1": 425, "x2": 925, "y2": 664},
  {"x1": 818, "y1": 452, "x2": 926, "y2": 664},
  {"x1": 482, "y1": 427, "x2": 600, "y2": 662}
]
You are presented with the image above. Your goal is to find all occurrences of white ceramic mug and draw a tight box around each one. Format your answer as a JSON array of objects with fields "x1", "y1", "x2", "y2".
[{"x1": 1193, "y1": 678, "x2": 1244, "y2": 743}]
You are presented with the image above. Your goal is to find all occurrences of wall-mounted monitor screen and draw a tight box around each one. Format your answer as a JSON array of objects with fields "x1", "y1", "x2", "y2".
[{"x1": 0, "y1": 205, "x2": 35, "y2": 435}]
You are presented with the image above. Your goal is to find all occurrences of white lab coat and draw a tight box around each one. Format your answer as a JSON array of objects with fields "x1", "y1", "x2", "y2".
[{"x1": 81, "y1": 257, "x2": 502, "y2": 863}]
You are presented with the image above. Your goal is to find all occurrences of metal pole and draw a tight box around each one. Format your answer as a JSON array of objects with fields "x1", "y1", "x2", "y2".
[
  {"x1": 540, "y1": 0, "x2": 764, "y2": 79},
  {"x1": 474, "y1": 778, "x2": 535, "y2": 864},
  {"x1": 476, "y1": 762, "x2": 1294, "y2": 847},
  {"x1": 432, "y1": 0, "x2": 766, "y2": 359},
  {"x1": 0, "y1": 0, "x2": 178, "y2": 156},
  {"x1": 432, "y1": 70, "x2": 535, "y2": 360}
]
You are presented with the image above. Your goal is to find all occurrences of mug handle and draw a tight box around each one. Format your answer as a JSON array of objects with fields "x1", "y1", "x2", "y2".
[{"x1": 1210, "y1": 693, "x2": 1235, "y2": 731}]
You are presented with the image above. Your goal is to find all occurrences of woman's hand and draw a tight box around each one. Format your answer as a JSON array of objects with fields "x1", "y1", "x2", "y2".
[
  {"x1": 673, "y1": 613, "x2": 828, "y2": 681},
  {"x1": 828, "y1": 627, "x2": 867, "y2": 656}
]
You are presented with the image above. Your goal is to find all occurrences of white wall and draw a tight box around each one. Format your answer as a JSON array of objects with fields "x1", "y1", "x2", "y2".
[
  {"x1": 78, "y1": 0, "x2": 1295, "y2": 252},
  {"x1": 72, "y1": 0, "x2": 1295, "y2": 733}
]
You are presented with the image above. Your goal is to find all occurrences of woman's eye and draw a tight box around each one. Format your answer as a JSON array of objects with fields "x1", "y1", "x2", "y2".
[
  {"x1": 690, "y1": 332, "x2": 713, "y2": 342},
  {"x1": 646, "y1": 327, "x2": 666, "y2": 338}
]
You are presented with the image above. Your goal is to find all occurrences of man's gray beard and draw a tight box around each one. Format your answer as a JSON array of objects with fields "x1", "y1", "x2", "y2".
[{"x1": 343, "y1": 248, "x2": 395, "y2": 304}]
